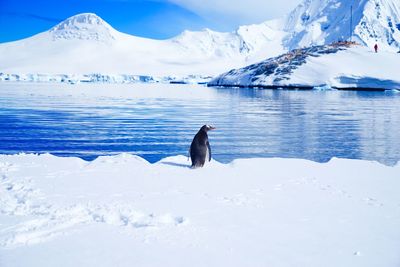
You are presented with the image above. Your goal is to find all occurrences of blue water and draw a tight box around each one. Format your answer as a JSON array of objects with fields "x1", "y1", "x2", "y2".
[{"x1": 0, "y1": 83, "x2": 399, "y2": 165}]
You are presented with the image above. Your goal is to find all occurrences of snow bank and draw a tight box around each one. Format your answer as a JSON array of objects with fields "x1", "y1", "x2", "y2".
[{"x1": 1, "y1": 153, "x2": 399, "y2": 267}]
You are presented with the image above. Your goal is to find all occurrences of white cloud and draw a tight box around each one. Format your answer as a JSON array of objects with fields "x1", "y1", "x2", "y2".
[{"x1": 166, "y1": 0, "x2": 301, "y2": 27}]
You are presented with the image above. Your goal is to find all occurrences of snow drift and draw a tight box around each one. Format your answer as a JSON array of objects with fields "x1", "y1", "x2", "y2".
[{"x1": 0, "y1": 153, "x2": 399, "y2": 267}]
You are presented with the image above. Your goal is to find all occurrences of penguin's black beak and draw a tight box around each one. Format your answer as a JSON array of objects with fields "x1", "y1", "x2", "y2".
[{"x1": 209, "y1": 126, "x2": 216, "y2": 130}]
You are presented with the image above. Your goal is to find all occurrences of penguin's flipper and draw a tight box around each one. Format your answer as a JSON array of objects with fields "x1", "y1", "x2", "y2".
[{"x1": 206, "y1": 141, "x2": 212, "y2": 161}]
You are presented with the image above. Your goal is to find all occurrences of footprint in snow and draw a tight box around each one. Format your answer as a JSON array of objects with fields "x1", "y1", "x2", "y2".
[{"x1": 0, "y1": 203, "x2": 187, "y2": 248}]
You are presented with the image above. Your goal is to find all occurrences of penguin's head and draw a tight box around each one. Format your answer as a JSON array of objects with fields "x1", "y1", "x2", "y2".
[{"x1": 201, "y1": 125, "x2": 216, "y2": 132}]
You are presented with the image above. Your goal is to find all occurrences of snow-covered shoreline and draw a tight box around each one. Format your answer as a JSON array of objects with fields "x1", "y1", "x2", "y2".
[
  {"x1": 1, "y1": 153, "x2": 399, "y2": 267},
  {"x1": 3, "y1": 43, "x2": 399, "y2": 90},
  {"x1": 0, "y1": 73, "x2": 212, "y2": 85},
  {"x1": 209, "y1": 43, "x2": 400, "y2": 90}
]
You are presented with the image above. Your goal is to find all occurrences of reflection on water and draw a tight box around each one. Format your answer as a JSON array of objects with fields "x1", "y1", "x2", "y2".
[{"x1": 0, "y1": 83, "x2": 399, "y2": 165}]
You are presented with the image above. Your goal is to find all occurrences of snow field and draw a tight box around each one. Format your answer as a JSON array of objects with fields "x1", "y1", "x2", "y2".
[{"x1": 0, "y1": 153, "x2": 399, "y2": 266}]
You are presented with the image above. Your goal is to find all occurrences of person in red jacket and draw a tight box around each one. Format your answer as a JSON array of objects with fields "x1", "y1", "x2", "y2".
[{"x1": 374, "y1": 43, "x2": 378, "y2": 53}]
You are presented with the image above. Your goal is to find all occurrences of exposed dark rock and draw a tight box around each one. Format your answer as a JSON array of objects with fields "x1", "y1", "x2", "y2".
[{"x1": 208, "y1": 42, "x2": 357, "y2": 88}]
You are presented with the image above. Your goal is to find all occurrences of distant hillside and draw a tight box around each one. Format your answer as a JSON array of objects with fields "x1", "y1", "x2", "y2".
[{"x1": 209, "y1": 42, "x2": 400, "y2": 90}]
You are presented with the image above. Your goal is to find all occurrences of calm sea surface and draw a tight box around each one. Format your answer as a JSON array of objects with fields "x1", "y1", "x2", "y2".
[{"x1": 0, "y1": 83, "x2": 399, "y2": 165}]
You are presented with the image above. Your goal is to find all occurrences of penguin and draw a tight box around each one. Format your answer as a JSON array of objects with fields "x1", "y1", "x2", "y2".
[{"x1": 189, "y1": 125, "x2": 216, "y2": 168}]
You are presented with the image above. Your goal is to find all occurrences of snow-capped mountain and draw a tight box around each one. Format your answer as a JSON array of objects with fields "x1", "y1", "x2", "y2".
[
  {"x1": 49, "y1": 12, "x2": 118, "y2": 42},
  {"x1": 207, "y1": 0, "x2": 400, "y2": 90},
  {"x1": 284, "y1": 0, "x2": 400, "y2": 51},
  {"x1": 0, "y1": 0, "x2": 399, "y2": 79},
  {"x1": 0, "y1": 13, "x2": 285, "y2": 77}
]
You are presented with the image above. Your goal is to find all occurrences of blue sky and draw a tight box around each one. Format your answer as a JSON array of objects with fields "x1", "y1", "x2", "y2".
[{"x1": 0, "y1": 0, "x2": 300, "y2": 43}]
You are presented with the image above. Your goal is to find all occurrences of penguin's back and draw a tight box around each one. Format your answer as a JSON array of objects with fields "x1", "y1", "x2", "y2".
[{"x1": 190, "y1": 132, "x2": 209, "y2": 168}]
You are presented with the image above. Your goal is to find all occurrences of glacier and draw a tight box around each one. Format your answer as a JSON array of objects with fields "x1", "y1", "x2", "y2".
[{"x1": 0, "y1": 72, "x2": 212, "y2": 85}]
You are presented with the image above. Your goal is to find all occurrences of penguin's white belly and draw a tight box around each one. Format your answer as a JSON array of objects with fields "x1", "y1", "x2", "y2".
[{"x1": 205, "y1": 147, "x2": 210, "y2": 164}]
